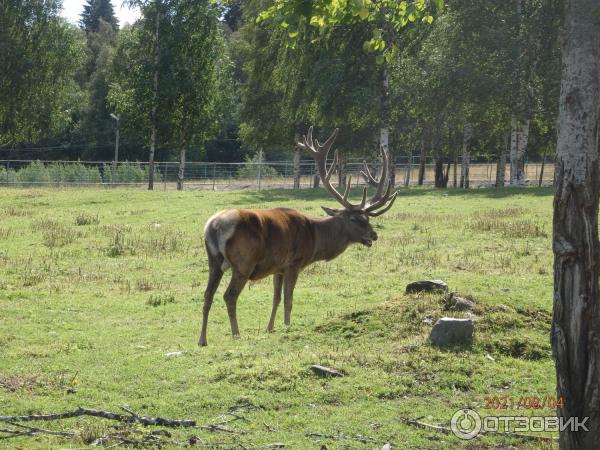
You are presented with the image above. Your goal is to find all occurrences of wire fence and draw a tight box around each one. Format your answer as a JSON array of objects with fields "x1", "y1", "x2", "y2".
[{"x1": 0, "y1": 157, "x2": 554, "y2": 190}]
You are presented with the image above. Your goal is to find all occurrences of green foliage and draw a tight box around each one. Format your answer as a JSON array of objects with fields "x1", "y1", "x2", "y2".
[
  {"x1": 80, "y1": 0, "x2": 119, "y2": 33},
  {"x1": 237, "y1": 153, "x2": 280, "y2": 179},
  {"x1": 256, "y1": 0, "x2": 441, "y2": 58},
  {"x1": 108, "y1": 0, "x2": 230, "y2": 158},
  {"x1": 0, "y1": 1, "x2": 87, "y2": 143},
  {"x1": 0, "y1": 161, "x2": 163, "y2": 184}
]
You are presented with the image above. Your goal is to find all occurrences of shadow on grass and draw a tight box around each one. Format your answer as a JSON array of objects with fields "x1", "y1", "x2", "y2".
[{"x1": 231, "y1": 186, "x2": 554, "y2": 206}]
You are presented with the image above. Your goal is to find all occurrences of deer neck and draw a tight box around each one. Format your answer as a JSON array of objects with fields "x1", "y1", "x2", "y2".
[{"x1": 310, "y1": 215, "x2": 350, "y2": 262}]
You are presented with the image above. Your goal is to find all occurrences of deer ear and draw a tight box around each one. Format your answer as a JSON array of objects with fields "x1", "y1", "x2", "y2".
[{"x1": 321, "y1": 206, "x2": 340, "y2": 216}]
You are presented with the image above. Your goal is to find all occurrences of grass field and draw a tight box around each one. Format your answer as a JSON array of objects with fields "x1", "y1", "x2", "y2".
[{"x1": 0, "y1": 186, "x2": 557, "y2": 449}]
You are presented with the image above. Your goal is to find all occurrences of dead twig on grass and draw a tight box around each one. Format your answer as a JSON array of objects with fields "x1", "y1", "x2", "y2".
[
  {"x1": 0, "y1": 407, "x2": 196, "y2": 427},
  {"x1": 0, "y1": 421, "x2": 76, "y2": 440},
  {"x1": 401, "y1": 417, "x2": 557, "y2": 442}
]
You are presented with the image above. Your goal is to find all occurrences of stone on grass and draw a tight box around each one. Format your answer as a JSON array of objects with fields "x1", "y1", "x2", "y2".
[
  {"x1": 446, "y1": 293, "x2": 475, "y2": 311},
  {"x1": 405, "y1": 280, "x2": 448, "y2": 294},
  {"x1": 310, "y1": 365, "x2": 345, "y2": 377},
  {"x1": 429, "y1": 317, "x2": 474, "y2": 346},
  {"x1": 165, "y1": 351, "x2": 184, "y2": 357}
]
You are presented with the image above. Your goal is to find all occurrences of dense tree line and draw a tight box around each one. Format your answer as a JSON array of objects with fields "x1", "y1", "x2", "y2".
[{"x1": 1, "y1": 0, "x2": 562, "y2": 188}]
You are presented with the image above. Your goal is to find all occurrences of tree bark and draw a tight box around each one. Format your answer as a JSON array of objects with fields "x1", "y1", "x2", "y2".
[
  {"x1": 460, "y1": 123, "x2": 473, "y2": 189},
  {"x1": 337, "y1": 151, "x2": 346, "y2": 189},
  {"x1": 433, "y1": 129, "x2": 444, "y2": 188},
  {"x1": 404, "y1": 149, "x2": 412, "y2": 187},
  {"x1": 496, "y1": 132, "x2": 509, "y2": 187},
  {"x1": 148, "y1": 1, "x2": 160, "y2": 191},
  {"x1": 380, "y1": 65, "x2": 393, "y2": 186},
  {"x1": 552, "y1": 0, "x2": 600, "y2": 448},
  {"x1": 509, "y1": 116, "x2": 530, "y2": 186},
  {"x1": 312, "y1": 161, "x2": 320, "y2": 188},
  {"x1": 418, "y1": 135, "x2": 425, "y2": 185},
  {"x1": 453, "y1": 149, "x2": 458, "y2": 188},
  {"x1": 176, "y1": 135, "x2": 186, "y2": 191},
  {"x1": 292, "y1": 132, "x2": 300, "y2": 190},
  {"x1": 538, "y1": 149, "x2": 547, "y2": 187}
]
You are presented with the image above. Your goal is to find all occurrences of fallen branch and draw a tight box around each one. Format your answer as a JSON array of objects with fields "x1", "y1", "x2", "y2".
[
  {"x1": 0, "y1": 421, "x2": 76, "y2": 440},
  {"x1": 0, "y1": 407, "x2": 196, "y2": 428},
  {"x1": 401, "y1": 417, "x2": 557, "y2": 442},
  {"x1": 200, "y1": 424, "x2": 237, "y2": 434},
  {"x1": 8, "y1": 421, "x2": 76, "y2": 437}
]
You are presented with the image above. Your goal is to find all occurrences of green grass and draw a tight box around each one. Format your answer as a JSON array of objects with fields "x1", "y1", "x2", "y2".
[{"x1": 0, "y1": 186, "x2": 557, "y2": 449}]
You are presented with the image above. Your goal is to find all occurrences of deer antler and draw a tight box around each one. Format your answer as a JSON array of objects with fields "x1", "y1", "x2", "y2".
[
  {"x1": 360, "y1": 145, "x2": 398, "y2": 217},
  {"x1": 298, "y1": 126, "x2": 397, "y2": 217}
]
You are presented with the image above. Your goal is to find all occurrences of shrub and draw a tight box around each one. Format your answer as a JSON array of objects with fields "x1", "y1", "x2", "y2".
[
  {"x1": 103, "y1": 161, "x2": 162, "y2": 184},
  {"x1": 15, "y1": 161, "x2": 51, "y2": 184},
  {"x1": 0, "y1": 166, "x2": 17, "y2": 183},
  {"x1": 237, "y1": 153, "x2": 279, "y2": 179}
]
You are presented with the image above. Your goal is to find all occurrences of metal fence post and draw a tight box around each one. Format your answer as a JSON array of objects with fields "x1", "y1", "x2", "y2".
[
  {"x1": 212, "y1": 163, "x2": 216, "y2": 191},
  {"x1": 163, "y1": 163, "x2": 167, "y2": 191}
]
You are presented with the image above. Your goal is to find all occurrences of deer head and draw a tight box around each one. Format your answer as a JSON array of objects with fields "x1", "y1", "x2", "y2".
[{"x1": 298, "y1": 126, "x2": 398, "y2": 247}]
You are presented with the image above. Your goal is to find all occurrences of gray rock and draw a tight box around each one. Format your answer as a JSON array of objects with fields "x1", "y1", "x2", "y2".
[
  {"x1": 405, "y1": 280, "x2": 448, "y2": 294},
  {"x1": 446, "y1": 293, "x2": 475, "y2": 311},
  {"x1": 429, "y1": 317, "x2": 474, "y2": 346},
  {"x1": 310, "y1": 364, "x2": 345, "y2": 377}
]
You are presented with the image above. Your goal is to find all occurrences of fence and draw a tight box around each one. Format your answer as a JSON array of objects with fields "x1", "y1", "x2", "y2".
[{"x1": 0, "y1": 157, "x2": 554, "y2": 190}]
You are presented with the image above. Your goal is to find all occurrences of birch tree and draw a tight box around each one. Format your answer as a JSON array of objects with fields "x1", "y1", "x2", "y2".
[{"x1": 551, "y1": 0, "x2": 600, "y2": 447}]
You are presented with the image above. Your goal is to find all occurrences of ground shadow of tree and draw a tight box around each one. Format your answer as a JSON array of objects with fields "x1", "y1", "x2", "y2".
[{"x1": 230, "y1": 186, "x2": 553, "y2": 206}]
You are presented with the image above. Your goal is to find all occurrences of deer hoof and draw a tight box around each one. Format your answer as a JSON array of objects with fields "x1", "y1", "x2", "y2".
[{"x1": 198, "y1": 338, "x2": 208, "y2": 347}]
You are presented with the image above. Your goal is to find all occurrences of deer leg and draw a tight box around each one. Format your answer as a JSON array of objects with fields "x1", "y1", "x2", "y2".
[
  {"x1": 198, "y1": 252, "x2": 224, "y2": 347},
  {"x1": 267, "y1": 273, "x2": 284, "y2": 332},
  {"x1": 283, "y1": 269, "x2": 299, "y2": 326},
  {"x1": 224, "y1": 271, "x2": 248, "y2": 339}
]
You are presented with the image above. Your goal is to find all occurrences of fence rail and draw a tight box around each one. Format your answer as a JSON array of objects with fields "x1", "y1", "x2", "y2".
[{"x1": 0, "y1": 158, "x2": 554, "y2": 190}]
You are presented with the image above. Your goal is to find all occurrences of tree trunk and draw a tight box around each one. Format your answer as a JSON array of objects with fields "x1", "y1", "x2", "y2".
[
  {"x1": 443, "y1": 161, "x2": 451, "y2": 188},
  {"x1": 460, "y1": 123, "x2": 473, "y2": 189},
  {"x1": 538, "y1": 150, "x2": 546, "y2": 187},
  {"x1": 552, "y1": 0, "x2": 600, "y2": 448},
  {"x1": 292, "y1": 132, "x2": 301, "y2": 190},
  {"x1": 453, "y1": 149, "x2": 458, "y2": 188},
  {"x1": 380, "y1": 65, "x2": 393, "y2": 186},
  {"x1": 496, "y1": 132, "x2": 508, "y2": 187},
  {"x1": 418, "y1": 135, "x2": 425, "y2": 185},
  {"x1": 176, "y1": 135, "x2": 186, "y2": 191},
  {"x1": 148, "y1": 1, "x2": 160, "y2": 191},
  {"x1": 337, "y1": 152, "x2": 346, "y2": 189},
  {"x1": 509, "y1": 116, "x2": 530, "y2": 186},
  {"x1": 404, "y1": 149, "x2": 412, "y2": 187},
  {"x1": 312, "y1": 161, "x2": 320, "y2": 188},
  {"x1": 433, "y1": 130, "x2": 444, "y2": 188}
]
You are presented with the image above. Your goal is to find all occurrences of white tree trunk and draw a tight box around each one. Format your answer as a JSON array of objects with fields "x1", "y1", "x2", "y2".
[
  {"x1": 496, "y1": 132, "x2": 509, "y2": 187},
  {"x1": 176, "y1": 145, "x2": 186, "y2": 191},
  {"x1": 148, "y1": 1, "x2": 160, "y2": 190},
  {"x1": 552, "y1": 0, "x2": 600, "y2": 448},
  {"x1": 460, "y1": 123, "x2": 473, "y2": 188},
  {"x1": 509, "y1": 116, "x2": 529, "y2": 186},
  {"x1": 380, "y1": 66, "x2": 394, "y2": 186}
]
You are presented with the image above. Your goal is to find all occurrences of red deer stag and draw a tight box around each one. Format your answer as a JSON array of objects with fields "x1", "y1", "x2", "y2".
[{"x1": 198, "y1": 126, "x2": 397, "y2": 346}]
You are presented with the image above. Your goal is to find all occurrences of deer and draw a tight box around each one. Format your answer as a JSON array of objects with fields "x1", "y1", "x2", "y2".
[{"x1": 198, "y1": 126, "x2": 397, "y2": 346}]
